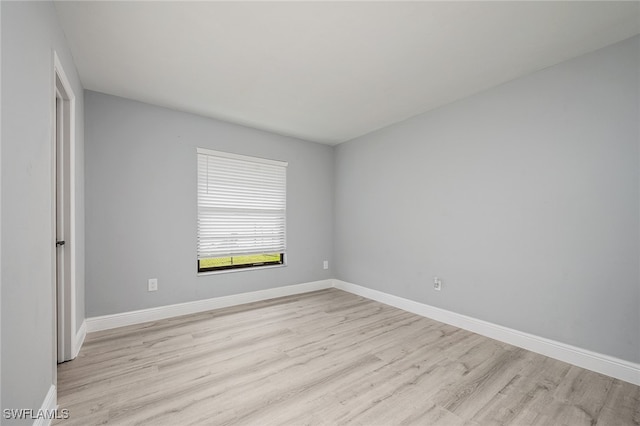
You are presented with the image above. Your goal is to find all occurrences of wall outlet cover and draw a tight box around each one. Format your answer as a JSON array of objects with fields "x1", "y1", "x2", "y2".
[{"x1": 148, "y1": 278, "x2": 158, "y2": 292}]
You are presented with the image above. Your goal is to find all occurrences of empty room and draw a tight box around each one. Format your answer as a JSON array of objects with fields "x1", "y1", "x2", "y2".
[{"x1": 1, "y1": 1, "x2": 639, "y2": 425}]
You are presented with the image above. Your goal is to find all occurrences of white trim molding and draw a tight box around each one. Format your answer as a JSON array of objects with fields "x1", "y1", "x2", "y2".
[
  {"x1": 83, "y1": 278, "x2": 639, "y2": 386},
  {"x1": 33, "y1": 385, "x2": 57, "y2": 426},
  {"x1": 52, "y1": 50, "x2": 77, "y2": 363},
  {"x1": 86, "y1": 280, "x2": 332, "y2": 333},
  {"x1": 333, "y1": 279, "x2": 640, "y2": 386},
  {"x1": 72, "y1": 320, "x2": 87, "y2": 359}
]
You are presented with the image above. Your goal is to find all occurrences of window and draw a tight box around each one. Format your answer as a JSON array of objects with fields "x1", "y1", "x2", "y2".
[{"x1": 197, "y1": 148, "x2": 287, "y2": 273}]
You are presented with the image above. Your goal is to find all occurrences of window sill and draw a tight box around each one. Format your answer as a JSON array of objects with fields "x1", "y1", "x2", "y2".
[{"x1": 197, "y1": 263, "x2": 287, "y2": 276}]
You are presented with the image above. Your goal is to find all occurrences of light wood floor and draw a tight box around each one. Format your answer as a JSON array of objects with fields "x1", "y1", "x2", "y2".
[{"x1": 57, "y1": 289, "x2": 640, "y2": 425}]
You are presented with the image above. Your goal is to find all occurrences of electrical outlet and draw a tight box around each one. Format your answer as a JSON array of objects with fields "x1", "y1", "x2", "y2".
[
  {"x1": 323, "y1": 260, "x2": 329, "y2": 270},
  {"x1": 433, "y1": 277, "x2": 442, "y2": 291},
  {"x1": 148, "y1": 278, "x2": 158, "y2": 292}
]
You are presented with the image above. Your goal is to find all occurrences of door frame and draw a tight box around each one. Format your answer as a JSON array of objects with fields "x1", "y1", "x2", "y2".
[{"x1": 52, "y1": 51, "x2": 77, "y2": 365}]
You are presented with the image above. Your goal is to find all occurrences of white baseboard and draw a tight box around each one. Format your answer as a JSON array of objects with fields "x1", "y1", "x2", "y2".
[
  {"x1": 83, "y1": 277, "x2": 639, "y2": 386},
  {"x1": 86, "y1": 280, "x2": 333, "y2": 333},
  {"x1": 33, "y1": 385, "x2": 57, "y2": 426},
  {"x1": 72, "y1": 320, "x2": 86, "y2": 358},
  {"x1": 333, "y1": 279, "x2": 640, "y2": 386}
]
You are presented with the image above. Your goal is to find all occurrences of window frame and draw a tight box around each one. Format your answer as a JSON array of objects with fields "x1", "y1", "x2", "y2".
[
  {"x1": 196, "y1": 148, "x2": 287, "y2": 275},
  {"x1": 197, "y1": 253, "x2": 285, "y2": 274}
]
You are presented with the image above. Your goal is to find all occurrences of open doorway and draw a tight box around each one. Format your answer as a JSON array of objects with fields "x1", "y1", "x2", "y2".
[{"x1": 53, "y1": 52, "x2": 76, "y2": 364}]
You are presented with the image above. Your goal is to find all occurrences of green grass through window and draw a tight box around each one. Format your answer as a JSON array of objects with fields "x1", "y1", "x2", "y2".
[{"x1": 199, "y1": 253, "x2": 282, "y2": 271}]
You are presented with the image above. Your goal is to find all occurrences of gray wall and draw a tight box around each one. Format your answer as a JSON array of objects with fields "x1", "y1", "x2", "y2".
[
  {"x1": 1, "y1": 0, "x2": 3, "y2": 415},
  {"x1": 85, "y1": 91, "x2": 333, "y2": 317},
  {"x1": 334, "y1": 35, "x2": 640, "y2": 363},
  {"x1": 1, "y1": 0, "x2": 85, "y2": 422}
]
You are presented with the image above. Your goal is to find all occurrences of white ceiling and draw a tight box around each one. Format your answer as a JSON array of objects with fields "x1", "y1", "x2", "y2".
[{"x1": 54, "y1": 1, "x2": 640, "y2": 145}]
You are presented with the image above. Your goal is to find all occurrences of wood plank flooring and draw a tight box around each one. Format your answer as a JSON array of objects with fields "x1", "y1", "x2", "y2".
[{"x1": 56, "y1": 289, "x2": 640, "y2": 425}]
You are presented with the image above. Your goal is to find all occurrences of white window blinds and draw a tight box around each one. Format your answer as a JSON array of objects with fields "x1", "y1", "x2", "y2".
[{"x1": 197, "y1": 148, "x2": 287, "y2": 260}]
